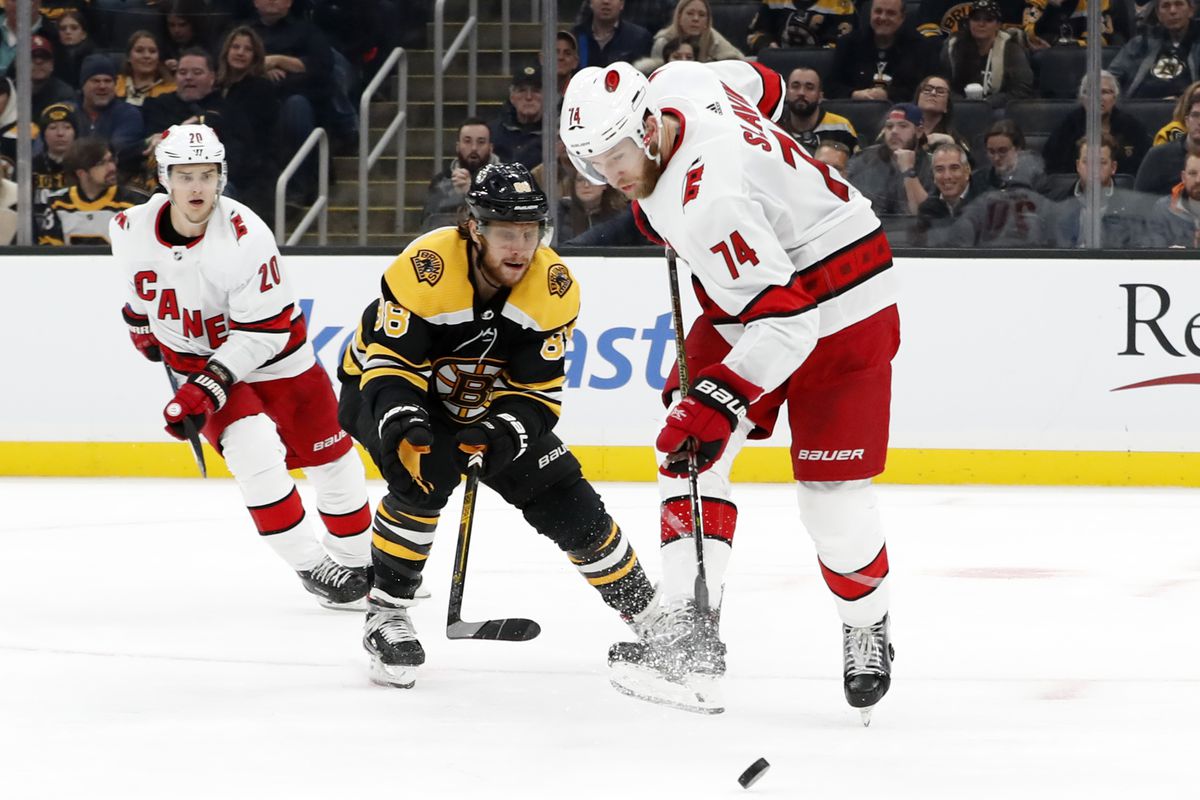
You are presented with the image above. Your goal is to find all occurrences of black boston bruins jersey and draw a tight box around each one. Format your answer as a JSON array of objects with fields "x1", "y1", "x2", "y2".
[
  {"x1": 344, "y1": 227, "x2": 579, "y2": 439},
  {"x1": 36, "y1": 184, "x2": 143, "y2": 246}
]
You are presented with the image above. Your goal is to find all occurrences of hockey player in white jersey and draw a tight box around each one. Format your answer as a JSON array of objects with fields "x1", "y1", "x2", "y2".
[
  {"x1": 110, "y1": 123, "x2": 372, "y2": 609},
  {"x1": 561, "y1": 61, "x2": 899, "y2": 720}
]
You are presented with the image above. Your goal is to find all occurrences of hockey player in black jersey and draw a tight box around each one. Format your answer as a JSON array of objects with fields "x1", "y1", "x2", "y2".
[{"x1": 337, "y1": 163, "x2": 658, "y2": 688}]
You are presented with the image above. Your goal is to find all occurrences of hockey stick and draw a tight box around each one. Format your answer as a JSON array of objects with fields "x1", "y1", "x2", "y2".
[
  {"x1": 162, "y1": 363, "x2": 207, "y2": 479},
  {"x1": 446, "y1": 449, "x2": 541, "y2": 641},
  {"x1": 665, "y1": 246, "x2": 710, "y2": 614}
]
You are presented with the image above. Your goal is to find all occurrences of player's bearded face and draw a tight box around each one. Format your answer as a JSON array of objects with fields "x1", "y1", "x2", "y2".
[
  {"x1": 472, "y1": 220, "x2": 542, "y2": 288},
  {"x1": 586, "y1": 137, "x2": 662, "y2": 200},
  {"x1": 169, "y1": 163, "x2": 220, "y2": 223}
]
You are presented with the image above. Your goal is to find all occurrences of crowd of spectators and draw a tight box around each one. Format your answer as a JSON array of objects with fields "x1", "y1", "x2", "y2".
[
  {"x1": 2, "y1": 0, "x2": 420, "y2": 245},
  {"x1": 7, "y1": 0, "x2": 1200, "y2": 249}
]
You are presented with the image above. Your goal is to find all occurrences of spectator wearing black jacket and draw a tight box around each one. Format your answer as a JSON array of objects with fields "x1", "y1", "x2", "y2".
[
  {"x1": 489, "y1": 65, "x2": 545, "y2": 169},
  {"x1": 31, "y1": 35, "x2": 76, "y2": 120},
  {"x1": 573, "y1": 0, "x2": 654, "y2": 68},
  {"x1": 1136, "y1": 94, "x2": 1200, "y2": 195},
  {"x1": 217, "y1": 26, "x2": 284, "y2": 213},
  {"x1": 829, "y1": 0, "x2": 937, "y2": 101},
  {"x1": 51, "y1": 10, "x2": 95, "y2": 88},
  {"x1": 1108, "y1": 0, "x2": 1200, "y2": 99},
  {"x1": 916, "y1": 141, "x2": 975, "y2": 244},
  {"x1": 1042, "y1": 70, "x2": 1151, "y2": 176}
]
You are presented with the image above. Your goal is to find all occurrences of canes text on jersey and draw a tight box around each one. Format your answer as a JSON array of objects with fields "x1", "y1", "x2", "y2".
[{"x1": 134, "y1": 270, "x2": 229, "y2": 348}]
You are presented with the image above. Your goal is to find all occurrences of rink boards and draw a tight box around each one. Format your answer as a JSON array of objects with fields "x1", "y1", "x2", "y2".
[{"x1": 2, "y1": 251, "x2": 1198, "y2": 485}]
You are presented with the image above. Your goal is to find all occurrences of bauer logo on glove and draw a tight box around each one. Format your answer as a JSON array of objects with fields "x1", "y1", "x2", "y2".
[{"x1": 656, "y1": 365, "x2": 761, "y2": 474}]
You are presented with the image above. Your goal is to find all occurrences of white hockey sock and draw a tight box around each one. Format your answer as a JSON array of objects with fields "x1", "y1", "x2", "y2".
[
  {"x1": 221, "y1": 414, "x2": 324, "y2": 572},
  {"x1": 304, "y1": 450, "x2": 371, "y2": 568},
  {"x1": 797, "y1": 480, "x2": 890, "y2": 627}
]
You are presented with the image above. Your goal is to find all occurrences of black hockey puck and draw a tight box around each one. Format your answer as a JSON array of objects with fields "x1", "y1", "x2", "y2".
[{"x1": 737, "y1": 757, "x2": 770, "y2": 789}]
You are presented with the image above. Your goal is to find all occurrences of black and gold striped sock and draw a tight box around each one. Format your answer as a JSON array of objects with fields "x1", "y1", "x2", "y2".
[
  {"x1": 370, "y1": 498, "x2": 439, "y2": 600},
  {"x1": 568, "y1": 520, "x2": 656, "y2": 620}
]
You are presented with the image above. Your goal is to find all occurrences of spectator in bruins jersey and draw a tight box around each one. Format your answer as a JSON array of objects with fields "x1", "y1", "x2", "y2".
[
  {"x1": 1043, "y1": 70, "x2": 1151, "y2": 175},
  {"x1": 649, "y1": 0, "x2": 743, "y2": 63},
  {"x1": 778, "y1": 66, "x2": 859, "y2": 153},
  {"x1": 917, "y1": 0, "x2": 1026, "y2": 37},
  {"x1": 1109, "y1": 0, "x2": 1200, "y2": 99},
  {"x1": 746, "y1": 0, "x2": 859, "y2": 52},
  {"x1": 33, "y1": 102, "x2": 77, "y2": 203},
  {"x1": 116, "y1": 31, "x2": 177, "y2": 107},
  {"x1": 1136, "y1": 93, "x2": 1200, "y2": 194},
  {"x1": 35, "y1": 138, "x2": 144, "y2": 246},
  {"x1": 940, "y1": 0, "x2": 1034, "y2": 108},
  {"x1": 1153, "y1": 80, "x2": 1200, "y2": 145},
  {"x1": 1023, "y1": 0, "x2": 1127, "y2": 50},
  {"x1": 337, "y1": 163, "x2": 658, "y2": 689}
]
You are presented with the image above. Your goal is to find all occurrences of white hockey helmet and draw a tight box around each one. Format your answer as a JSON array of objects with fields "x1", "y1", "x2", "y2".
[
  {"x1": 559, "y1": 62, "x2": 661, "y2": 185},
  {"x1": 156, "y1": 123, "x2": 227, "y2": 195}
]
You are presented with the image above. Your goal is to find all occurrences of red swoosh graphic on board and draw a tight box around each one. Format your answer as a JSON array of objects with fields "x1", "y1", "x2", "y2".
[{"x1": 1112, "y1": 373, "x2": 1200, "y2": 391}]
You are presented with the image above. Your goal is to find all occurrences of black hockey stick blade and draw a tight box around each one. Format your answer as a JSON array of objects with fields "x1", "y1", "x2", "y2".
[
  {"x1": 446, "y1": 617, "x2": 542, "y2": 641},
  {"x1": 162, "y1": 362, "x2": 207, "y2": 478},
  {"x1": 446, "y1": 453, "x2": 541, "y2": 642}
]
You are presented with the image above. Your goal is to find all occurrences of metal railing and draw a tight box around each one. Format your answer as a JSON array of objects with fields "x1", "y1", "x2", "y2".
[
  {"x1": 359, "y1": 47, "x2": 408, "y2": 245},
  {"x1": 274, "y1": 127, "x2": 329, "y2": 247},
  {"x1": 433, "y1": 0, "x2": 478, "y2": 171}
]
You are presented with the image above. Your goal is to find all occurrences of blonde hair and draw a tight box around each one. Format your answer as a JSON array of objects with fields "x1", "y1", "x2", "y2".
[{"x1": 661, "y1": 0, "x2": 716, "y2": 62}]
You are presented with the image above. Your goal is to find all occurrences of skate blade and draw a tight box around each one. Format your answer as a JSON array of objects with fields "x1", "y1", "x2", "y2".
[
  {"x1": 860, "y1": 708, "x2": 873, "y2": 727},
  {"x1": 368, "y1": 660, "x2": 416, "y2": 689},
  {"x1": 608, "y1": 662, "x2": 724, "y2": 715},
  {"x1": 318, "y1": 596, "x2": 368, "y2": 612}
]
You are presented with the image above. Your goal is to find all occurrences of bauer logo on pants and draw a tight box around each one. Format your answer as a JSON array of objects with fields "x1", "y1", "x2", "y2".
[{"x1": 796, "y1": 449, "x2": 865, "y2": 461}]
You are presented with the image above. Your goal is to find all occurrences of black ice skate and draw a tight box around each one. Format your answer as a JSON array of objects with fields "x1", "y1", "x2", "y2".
[
  {"x1": 296, "y1": 556, "x2": 369, "y2": 610},
  {"x1": 843, "y1": 614, "x2": 894, "y2": 726},
  {"x1": 609, "y1": 598, "x2": 725, "y2": 714},
  {"x1": 363, "y1": 598, "x2": 425, "y2": 688}
]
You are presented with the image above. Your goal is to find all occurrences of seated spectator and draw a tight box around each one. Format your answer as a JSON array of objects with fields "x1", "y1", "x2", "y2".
[
  {"x1": 162, "y1": 0, "x2": 218, "y2": 72},
  {"x1": 1053, "y1": 134, "x2": 1150, "y2": 246},
  {"x1": 573, "y1": 0, "x2": 655, "y2": 68},
  {"x1": 1023, "y1": 0, "x2": 1127, "y2": 50},
  {"x1": 916, "y1": 140, "x2": 975, "y2": 243},
  {"x1": 942, "y1": 182, "x2": 1057, "y2": 246},
  {"x1": 845, "y1": 103, "x2": 935, "y2": 214},
  {"x1": 35, "y1": 138, "x2": 145, "y2": 245},
  {"x1": 552, "y1": 31, "x2": 581, "y2": 95},
  {"x1": 217, "y1": 26, "x2": 283, "y2": 212},
  {"x1": 31, "y1": 35, "x2": 76, "y2": 119},
  {"x1": 117, "y1": 31, "x2": 178, "y2": 107},
  {"x1": 558, "y1": 170, "x2": 628, "y2": 240},
  {"x1": 1109, "y1": 0, "x2": 1200, "y2": 99},
  {"x1": 940, "y1": 0, "x2": 1034, "y2": 108},
  {"x1": 0, "y1": 175, "x2": 16, "y2": 245},
  {"x1": 973, "y1": 119, "x2": 1048, "y2": 192},
  {"x1": 1154, "y1": 80, "x2": 1200, "y2": 144},
  {"x1": 913, "y1": 73, "x2": 971, "y2": 154},
  {"x1": 779, "y1": 66, "x2": 859, "y2": 152},
  {"x1": 650, "y1": 0, "x2": 743, "y2": 62},
  {"x1": 1, "y1": 0, "x2": 48, "y2": 75},
  {"x1": 575, "y1": 0, "x2": 675, "y2": 33},
  {"x1": 829, "y1": 0, "x2": 937, "y2": 101},
  {"x1": 1149, "y1": 151, "x2": 1200, "y2": 246},
  {"x1": 662, "y1": 35, "x2": 700, "y2": 62},
  {"x1": 916, "y1": 0, "x2": 1025, "y2": 37},
  {"x1": 814, "y1": 140, "x2": 852, "y2": 176},
  {"x1": 0, "y1": 77, "x2": 40, "y2": 180},
  {"x1": 1043, "y1": 70, "x2": 1151, "y2": 175},
  {"x1": 422, "y1": 117, "x2": 499, "y2": 231},
  {"x1": 52, "y1": 10, "x2": 95, "y2": 88},
  {"x1": 1136, "y1": 94, "x2": 1200, "y2": 194},
  {"x1": 33, "y1": 102, "x2": 77, "y2": 203},
  {"x1": 489, "y1": 65, "x2": 545, "y2": 169},
  {"x1": 746, "y1": 0, "x2": 859, "y2": 52},
  {"x1": 76, "y1": 54, "x2": 145, "y2": 172},
  {"x1": 142, "y1": 49, "x2": 256, "y2": 194}
]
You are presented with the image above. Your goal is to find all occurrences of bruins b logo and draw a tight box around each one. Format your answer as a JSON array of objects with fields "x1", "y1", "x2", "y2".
[
  {"x1": 547, "y1": 263, "x2": 573, "y2": 297},
  {"x1": 411, "y1": 249, "x2": 445, "y2": 285}
]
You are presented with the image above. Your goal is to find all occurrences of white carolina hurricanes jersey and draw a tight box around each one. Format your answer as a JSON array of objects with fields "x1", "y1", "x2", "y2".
[
  {"x1": 111, "y1": 194, "x2": 314, "y2": 382},
  {"x1": 634, "y1": 60, "x2": 896, "y2": 396}
]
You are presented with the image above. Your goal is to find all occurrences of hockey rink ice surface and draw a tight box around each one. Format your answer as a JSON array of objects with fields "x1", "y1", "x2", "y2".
[{"x1": 1, "y1": 478, "x2": 1195, "y2": 798}]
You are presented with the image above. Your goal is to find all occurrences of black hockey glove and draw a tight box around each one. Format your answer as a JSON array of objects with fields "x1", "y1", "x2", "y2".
[
  {"x1": 379, "y1": 404, "x2": 435, "y2": 494},
  {"x1": 453, "y1": 412, "x2": 529, "y2": 478}
]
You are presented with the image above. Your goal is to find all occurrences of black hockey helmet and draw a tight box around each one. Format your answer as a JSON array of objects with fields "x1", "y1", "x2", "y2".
[{"x1": 466, "y1": 162, "x2": 549, "y2": 224}]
